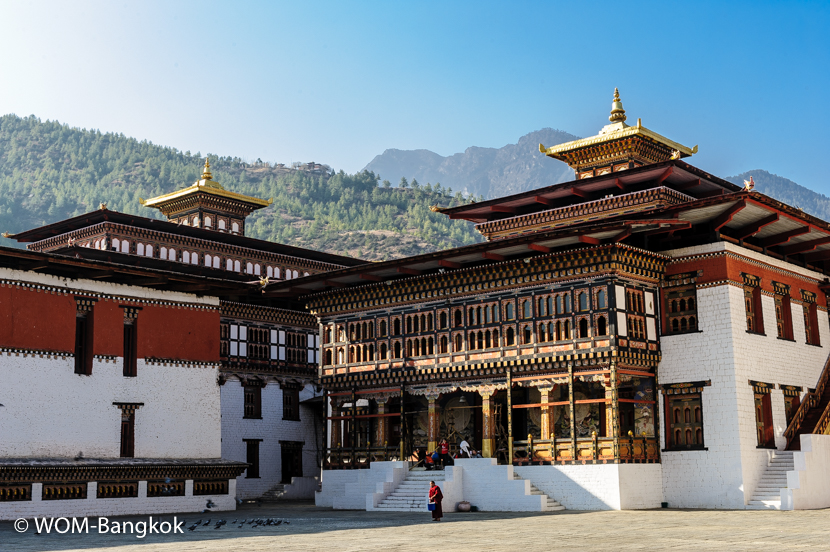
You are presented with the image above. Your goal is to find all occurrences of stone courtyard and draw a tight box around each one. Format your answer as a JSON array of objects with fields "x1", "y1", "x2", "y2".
[{"x1": 1, "y1": 501, "x2": 828, "y2": 552}]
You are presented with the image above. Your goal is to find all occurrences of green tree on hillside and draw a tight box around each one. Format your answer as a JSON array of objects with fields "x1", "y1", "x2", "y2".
[{"x1": 0, "y1": 114, "x2": 482, "y2": 260}]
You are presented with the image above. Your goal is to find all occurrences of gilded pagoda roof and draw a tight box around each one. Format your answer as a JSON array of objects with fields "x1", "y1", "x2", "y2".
[
  {"x1": 140, "y1": 158, "x2": 272, "y2": 210},
  {"x1": 540, "y1": 89, "x2": 698, "y2": 170}
]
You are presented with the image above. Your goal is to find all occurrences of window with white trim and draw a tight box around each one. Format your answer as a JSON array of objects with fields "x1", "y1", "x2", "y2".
[
  {"x1": 308, "y1": 334, "x2": 319, "y2": 364},
  {"x1": 230, "y1": 324, "x2": 247, "y2": 357}
]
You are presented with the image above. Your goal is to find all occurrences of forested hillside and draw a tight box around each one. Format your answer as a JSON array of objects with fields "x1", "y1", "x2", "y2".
[{"x1": 0, "y1": 114, "x2": 483, "y2": 260}]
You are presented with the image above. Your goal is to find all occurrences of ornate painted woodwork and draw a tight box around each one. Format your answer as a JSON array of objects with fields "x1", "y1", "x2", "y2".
[{"x1": 540, "y1": 89, "x2": 697, "y2": 178}]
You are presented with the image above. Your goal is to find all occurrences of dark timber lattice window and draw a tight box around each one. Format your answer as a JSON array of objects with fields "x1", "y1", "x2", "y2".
[
  {"x1": 244, "y1": 439, "x2": 261, "y2": 478},
  {"x1": 122, "y1": 307, "x2": 140, "y2": 377},
  {"x1": 742, "y1": 274, "x2": 764, "y2": 334},
  {"x1": 662, "y1": 383, "x2": 708, "y2": 450},
  {"x1": 773, "y1": 282, "x2": 793, "y2": 340},
  {"x1": 74, "y1": 298, "x2": 96, "y2": 375},
  {"x1": 114, "y1": 403, "x2": 142, "y2": 458},
  {"x1": 751, "y1": 381, "x2": 775, "y2": 448},
  {"x1": 801, "y1": 290, "x2": 820, "y2": 346},
  {"x1": 244, "y1": 384, "x2": 262, "y2": 419},
  {"x1": 283, "y1": 385, "x2": 300, "y2": 421},
  {"x1": 665, "y1": 286, "x2": 698, "y2": 334}
]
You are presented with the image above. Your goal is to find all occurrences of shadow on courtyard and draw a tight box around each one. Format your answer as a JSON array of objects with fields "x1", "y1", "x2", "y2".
[{"x1": 0, "y1": 500, "x2": 588, "y2": 552}]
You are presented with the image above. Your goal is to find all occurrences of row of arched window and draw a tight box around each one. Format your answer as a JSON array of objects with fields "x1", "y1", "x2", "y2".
[
  {"x1": 178, "y1": 215, "x2": 242, "y2": 234},
  {"x1": 627, "y1": 316, "x2": 646, "y2": 339},
  {"x1": 85, "y1": 236, "x2": 308, "y2": 279},
  {"x1": 670, "y1": 316, "x2": 697, "y2": 333},
  {"x1": 626, "y1": 290, "x2": 645, "y2": 313},
  {"x1": 668, "y1": 297, "x2": 695, "y2": 313},
  {"x1": 323, "y1": 316, "x2": 611, "y2": 365}
]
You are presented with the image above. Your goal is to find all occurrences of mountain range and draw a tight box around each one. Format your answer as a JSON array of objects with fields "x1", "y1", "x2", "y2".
[
  {"x1": 364, "y1": 128, "x2": 577, "y2": 199},
  {"x1": 2, "y1": 113, "x2": 830, "y2": 263},
  {"x1": 365, "y1": 129, "x2": 830, "y2": 223}
]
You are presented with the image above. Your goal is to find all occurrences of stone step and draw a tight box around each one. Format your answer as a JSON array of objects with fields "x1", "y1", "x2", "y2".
[{"x1": 746, "y1": 501, "x2": 781, "y2": 510}]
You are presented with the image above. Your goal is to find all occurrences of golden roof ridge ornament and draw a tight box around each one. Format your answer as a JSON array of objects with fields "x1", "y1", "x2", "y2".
[
  {"x1": 201, "y1": 157, "x2": 212, "y2": 181},
  {"x1": 539, "y1": 88, "x2": 699, "y2": 177},
  {"x1": 609, "y1": 88, "x2": 627, "y2": 123}
]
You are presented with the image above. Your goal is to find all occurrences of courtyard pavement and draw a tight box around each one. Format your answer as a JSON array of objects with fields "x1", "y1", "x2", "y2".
[{"x1": 1, "y1": 500, "x2": 829, "y2": 552}]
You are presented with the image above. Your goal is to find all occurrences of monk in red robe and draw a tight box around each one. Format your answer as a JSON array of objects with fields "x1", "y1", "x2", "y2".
[{"x1": 429, "y1": 481, "x2": 443, "y2": 521}]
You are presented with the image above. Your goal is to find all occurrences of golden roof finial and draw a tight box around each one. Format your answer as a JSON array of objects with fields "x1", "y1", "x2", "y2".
[
  {"x1": 201, "y1": 157, "x2": 212, "y2": 181},
  {"x1": 609, "y1": 88, "x2": 627, "y2": 123}
]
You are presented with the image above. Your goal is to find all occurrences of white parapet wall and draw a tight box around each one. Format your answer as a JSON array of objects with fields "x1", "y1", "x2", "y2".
[
  {"x1": 316, "y1": 461, "x2": 410, "y2": 510},
  {"x1": 458, "y1": 459, "x2": 546, "y2": 512},
  {"x1": 318, "y1": 460, "x2": 664, "y2": 512},
  {"x1": 514, "y1": 462, "x2": 663, "y2": 510},
  {"x1": 781, "y1": 434, "x2": 830, "y2": 510},
  {"x1": 279, "y1": 476, "x2": 319, "y2": 500}
]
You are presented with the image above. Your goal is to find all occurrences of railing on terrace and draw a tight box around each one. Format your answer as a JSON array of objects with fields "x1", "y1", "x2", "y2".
[
  {"x1": 512, "y1": 431, "x2": 659, "y2": 464},
  {"x1": 784, "y1": 352, "x2": 830, "y2": 449},
  {"x1": 323, "y1": 445, "x2": 403, "y2": 469}
]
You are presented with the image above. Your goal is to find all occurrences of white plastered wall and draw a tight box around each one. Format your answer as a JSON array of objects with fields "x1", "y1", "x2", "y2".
[
  {"x1": 0, "y1": 357, "x2": 220, "y2": 458},
  {"x1": 0, "y1": 267, "x2": 221, "y2": 460},
  {"x1": 660, "y1": 241, "x2": 829, "y2": 508},
  {"x1": 221, "y1": 380, "x2": 322, "y2": 500}
]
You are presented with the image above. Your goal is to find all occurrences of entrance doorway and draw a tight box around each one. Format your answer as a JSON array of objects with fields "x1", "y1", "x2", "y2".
[
  {"x1": 754, "y1": 393, "x2": 774, "y2": 448},
  {"x1": 280, "y1": 441, "x2": 303, "y2": 484}
]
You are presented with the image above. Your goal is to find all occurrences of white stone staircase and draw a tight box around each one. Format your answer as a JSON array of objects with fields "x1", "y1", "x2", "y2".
[
  {"x1": 511, "y1": 472, "x2": 566, "y2": 511},
  {"x1": 747, "y1": 451, "x2": 794, "y2": 510},
  {"x1": 376, "y1": 469, "x2": 444, "y2": 512}
]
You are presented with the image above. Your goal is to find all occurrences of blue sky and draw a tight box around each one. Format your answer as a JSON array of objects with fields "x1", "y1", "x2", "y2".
[{"x1": 0, "y1": 1, "x2": 828, "y2": 191}]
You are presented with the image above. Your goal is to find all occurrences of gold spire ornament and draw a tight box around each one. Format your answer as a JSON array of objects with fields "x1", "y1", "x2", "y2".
[
  {"x1": 201, "y1": 157, "x2": 212, "y2": 181},
  {"x1": 609, "y1": 88, "x2": 627, "y2": 123},
  {"x1": 743, "y1": 176, "x2": 755, "y2": 192},
  {"x1": 539, "y1": 87, "x2": 698, "y2": 176}
]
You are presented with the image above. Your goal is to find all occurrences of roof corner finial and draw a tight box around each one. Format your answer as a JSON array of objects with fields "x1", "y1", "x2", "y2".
[
  {"x1": 201, "y1": 157, "x2": 212, "y2": 181},
  {"x1": 609, "y1": 87, "x2": 627, "y2": 123}
]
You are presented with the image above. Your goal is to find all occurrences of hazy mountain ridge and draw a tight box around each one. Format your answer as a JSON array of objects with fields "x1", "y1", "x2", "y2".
[
  {"x1": 364, "y1": 128, "x2": 578, "y2": 199},
  {"x1": 725, "y1": 170, "x2": 830, "y2": 222},
  {"x1": 366, "y1": 130, "x2": 830, "y2": 224}
]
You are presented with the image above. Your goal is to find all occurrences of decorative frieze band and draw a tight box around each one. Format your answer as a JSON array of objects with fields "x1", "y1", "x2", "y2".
[
  {"x1": 780, "y1": 384, "x2": 803, "y2": 397},
  {"x1": 0, "y1": 347, "x2": 72, "y2": 359},
  {"x1": 306, "y1": 244, "x2": 669, "y2": 316},
  {"x1": 0, "y1": 279, "x2": 218, "y2": 312},
  {"x1": 144, "y1": 358, "x2": 221, "y2": 368},
  {"x1": 220, "y1": 300, "x2": 316, "y2": 328},
  {"x1": 749, "y1": 380, "x2": 775, "y2": 394},
  {"x1": 658, "y1": 380, "x2": 711, "y2": 395}
]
